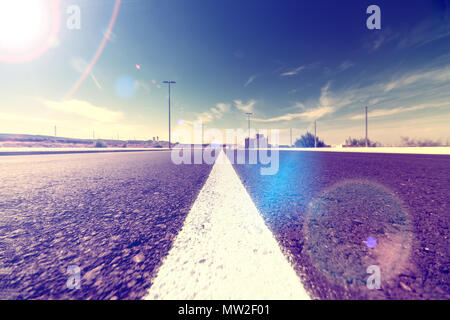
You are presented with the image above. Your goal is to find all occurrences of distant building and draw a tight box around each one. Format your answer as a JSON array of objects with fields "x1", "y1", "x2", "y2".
[{"x1": 245, "y1": 134, "x2": 269, "y2": 149}]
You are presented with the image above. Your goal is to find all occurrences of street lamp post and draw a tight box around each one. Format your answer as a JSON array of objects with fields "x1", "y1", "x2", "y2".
[
  {"x1": 365, "y1": 106, "x2": 368, "y2": 148},
  {"x1": 245, "y1": 112, "x2": 253, "y2": 148},
  {"x1": 314, "y1": 120, "x2": 317, "y2": 148},
  {"x1": 245, "y1": 112, "x2": 253, "y2": 138},
  {"x1": 163, "y1": 81, "x2": 176, "y2": 149}
]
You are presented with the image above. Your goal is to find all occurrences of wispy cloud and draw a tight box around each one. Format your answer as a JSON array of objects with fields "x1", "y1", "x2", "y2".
[
  {"x1": 397, "y1": 18, "x2": 450, "y2": 49},
  {"x1": 366, "y1": 17, "x2": 450, "y2": 52},
  {"x1": 251, "y1": 82, "x2": 346, "y2": 123},
  {"x1": 244, "y1": 74, "x2": 257, "y2": 87},
  {"x1": 364, "y1": 27, "x2": 402, "y2": 52},
  {"x1": 234, "y1": 99, "x2": 256, "y2": 113},
  {"x1": 0, "y1": 113, "x2": 50, "y2": 123},
  {"x1": 338, "y1": 61, "x2": 355, "y2": 72},
  {"x1": 253, "y1": 105, "x2": 334, "y2": 123},
  {"x1": 350, "y1": 102, "x2": 450, "y2": 120},
  {"x1": 280, "y1": 66, "x2": 306, "y2": 77},
  {"x1": 196, "y1": 103, "x2": 230, "y2": 123},
  {"x1": 40, "y1": 99, "x2": 124, "y2": 123},
  {"x1": 384, "y1": 67, "x2": 450, "y2": 92}
]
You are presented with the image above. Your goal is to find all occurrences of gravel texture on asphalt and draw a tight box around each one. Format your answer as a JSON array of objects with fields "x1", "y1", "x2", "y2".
[
  {"x1": 231, "y1": 151, "x2": 449, "y2": 300},
  {"x1": 0, "y1": 151, "x2": 213, "y2": 299}
]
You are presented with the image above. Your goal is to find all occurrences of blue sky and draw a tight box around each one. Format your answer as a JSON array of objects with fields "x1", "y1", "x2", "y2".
[{"x1": 0, "y1": 0, "x2": 449, "y2": 145}]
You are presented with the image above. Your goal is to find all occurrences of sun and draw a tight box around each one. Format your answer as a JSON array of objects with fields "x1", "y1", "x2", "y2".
[{"x1": 0, "y1": 0, "x2": 61, "y2": 64}]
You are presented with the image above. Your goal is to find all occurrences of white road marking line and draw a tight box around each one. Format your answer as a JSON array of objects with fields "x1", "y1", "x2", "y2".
[
  {"x1": 274, "y1": 147, "x2": 450, "y2": 155},
  {"x1": 144, "y1": 150, "x2": 310, "y2": 300}
]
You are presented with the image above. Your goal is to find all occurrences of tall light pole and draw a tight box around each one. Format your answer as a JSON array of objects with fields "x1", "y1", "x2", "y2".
[
  {"x1": 202, "y1": 122, "x2": 204, "y2": 147},
  {"x1": 365, "y1": 106, "x2": 368, "y2": 148},
  {"x1": 245, "y1": 112, "x2": 253, "y2": 149},
  {"x1": 245, "y1": 112, "x2": 253, "y2": 138},
  {"x1": 163, "y1": 81, "x2": 176, "y2": 149},
  {"x1": 314, "y1": 120, "x2": 317, "y2": 148},
  {"x1": 290, "y1": 128, "x2": 292, "y2": 147}
]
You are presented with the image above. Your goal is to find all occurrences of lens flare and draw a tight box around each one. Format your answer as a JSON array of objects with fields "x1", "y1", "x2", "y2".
[
  {"x1": 305, "y1": 180, "x2": 413, "y2": 287},
  {"x1": 0, "y1": 0, "x2": 61, "y2": 64},
  {"x1": 115, "y1": 76, "x2": 137, "y2": 98},
  {"x1": 65, "y1": 0, "x2": 121, "y2": 99}
]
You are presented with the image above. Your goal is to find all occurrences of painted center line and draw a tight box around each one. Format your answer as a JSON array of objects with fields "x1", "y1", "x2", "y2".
[{"x1": 144, "y1": 151, "x2": 310, "y2": 300}]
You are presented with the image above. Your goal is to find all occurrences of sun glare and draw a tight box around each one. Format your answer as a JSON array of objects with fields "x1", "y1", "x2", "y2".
[{"x1": 0, "y1": 0, "x2": 61, "y2": 64}]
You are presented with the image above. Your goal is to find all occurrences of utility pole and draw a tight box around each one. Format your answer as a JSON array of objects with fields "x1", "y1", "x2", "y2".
[
  {"x1": 290, "y1": 128, "x2": 292, "y2": 147},
  {"x1": 54, "y1": 125, "x2": 57, "y2": 137},
  {"x1": 246, "y1": 113, "x2": 253, "y2": 138},
  {"x1": 202, "y1": 122, "x2": 204, "y2": 147},
  {"x1": 163, "y1": 81, "x2": 176, "y2": 149},
  {"x1": 365, "y1": 106, "x2": 368, "y2": 148},
  {"x1": 245, "y1": 112, "x2": 253, "y2": 148},
  {"x1": 314, "y1": 121, "x2": 317, "y2": 148}
]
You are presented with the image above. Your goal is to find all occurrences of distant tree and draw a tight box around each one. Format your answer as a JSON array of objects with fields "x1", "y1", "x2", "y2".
[
  {"x1": 345, "y1": 136, "x2": 379, "y2": 147},
  {"x1": 294, "y1": 132, "x2": 326, "y2": 148},
  {"x1": 400, "y1": 136, "x2": 442, "y2": 147},
  {"x1": 94, "y1": 140, "x2": 107, "y2": 148}
]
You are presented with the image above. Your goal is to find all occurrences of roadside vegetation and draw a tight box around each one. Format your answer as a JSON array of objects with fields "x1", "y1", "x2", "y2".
[
  {"x1": 294, "y1": 132, "x2": 327, "y2": 148},
  {"x1": 345, "y1": 137, "x2": 380, "y2": 147},
  {"x1": 94, "y1": 140, "x2": 108, "y2": 148},
  {"x1": 400, "y1": 136, "x2": 445, "y2": 147}
]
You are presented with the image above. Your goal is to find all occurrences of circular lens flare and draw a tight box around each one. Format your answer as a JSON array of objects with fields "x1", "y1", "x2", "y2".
[{"x1": 0, "y1": 0, "x2": 61, "y2": 64}]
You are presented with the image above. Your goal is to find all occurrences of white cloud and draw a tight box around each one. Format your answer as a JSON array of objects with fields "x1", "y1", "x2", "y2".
[
  {"x1": 281, "y1": 66, "x2": 306, "y2": 77},
  {"x1": 367, "y1": 28, "x2": 400, "y2": 51},
  {"x1": 366, "y1": 18, "x2": 450, "y2": 52},
  {"x1": 384, "y1": 67, "x2": 450, "y2": 92},
  {"x1": 40, "y1": 99, "x2": 124, "y2": 123},
  {"x1": 253, "y1": 106, "x2": 334, "y2": 123},
  {"x1": 350, "y1": 102, "x2": 450, "y2": 120},
  {"x1": 0, "y1": 112, "x2": 49, "y2": 123},
  {"x1": 244, "y1": 75, "x2": 257, "y2": 87},
  {"x1": 397, "y1": 18, "x2": 450, "y2": 49},
  {"x1": 196, "y1": 103, "x2": 231, "y2": 123},
  {"x1": 319, "y1": 82, "x2": 331, "y2": 106},
  {"x1": 234, "y1": 99, "x2": 256, "y2": 113},
  {"x1": 338, "y1": 61, "x2": 355, "y2": 72},
  {"x1": 251, "y1": 82, "x2": 347, "y2": 123}
]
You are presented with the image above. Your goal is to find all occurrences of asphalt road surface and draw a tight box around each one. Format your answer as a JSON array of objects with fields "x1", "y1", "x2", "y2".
[
  {"x1": 0, "y1": 150, "x2": 448, "y2": 300},
  {"x1": 231, "y1": 151, "x2": 449, "y2": 299},
  {"x1": 0, "y1": 151, "x2": 213, "y2": 299}
]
